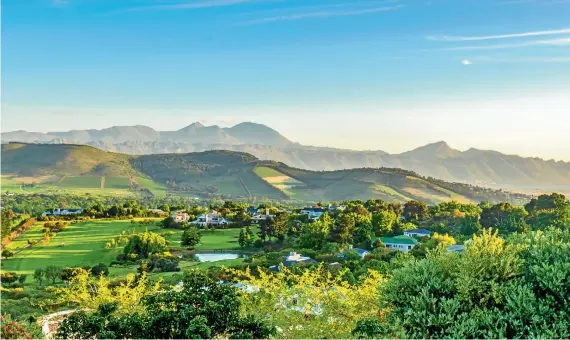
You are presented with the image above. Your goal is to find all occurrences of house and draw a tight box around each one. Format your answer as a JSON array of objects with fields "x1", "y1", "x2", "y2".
[
  {"x1": 251, "y1": 208, "x2": 275, "y2": 224},
  {"x1": 300, "y1": 207, "x2": 326, "y2": 221},
  {"x1": 404, "y1": 228, "x2": 432, "y2": 238},
  {"x1": 283, "y1": 252, "x2": 318, "y2": 267},
  {"x1": 190, "y1": 210, "x2": 230, "y2": 227},
  {"x1": 374, "y1": 235, "x2": 418, "y2": 253},
  {"x1": 338, "y1": 246, "x2": 370, "y2": 259},
  {"x1": 447, "y1": 244, "x2": 465, "y2": 253},
  {"x1": 171, "y1": 212, "x2": 190, "y2": 222},
  {"x1": 41, "y1": 208, "x2": 83, "y2": 217},
  {"x1": 328, "y1": 204, "x2": 346, "y2": 212},
  {"x1": 246, "y1": 207, "x2": 260, "y2": 215},
  {"x1": 149, "y1": 208, "x2": 165, "y2": 213}
]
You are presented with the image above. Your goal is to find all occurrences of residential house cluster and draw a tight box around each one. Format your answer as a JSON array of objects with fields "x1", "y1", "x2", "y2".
[
  {"x1": 41, "y1": 208, "x2": 83, "y2": 217},
  {"x1": 189, "y1": 210, "x2": 231, "y2": 227}
]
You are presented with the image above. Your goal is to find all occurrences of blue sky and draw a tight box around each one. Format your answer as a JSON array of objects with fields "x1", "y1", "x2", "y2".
[{"x1": 2, "y1": 0, "x2": 570, "y2": 160}]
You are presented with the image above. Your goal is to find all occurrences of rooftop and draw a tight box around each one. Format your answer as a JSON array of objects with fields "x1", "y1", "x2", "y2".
[{"x1": 376, "y1": 235, "x2": 419, "y2": 245}]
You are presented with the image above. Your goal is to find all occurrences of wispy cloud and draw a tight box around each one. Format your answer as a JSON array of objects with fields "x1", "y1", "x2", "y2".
[
  {"x1": 115, "y1": 0, "x2": 257, "y2": 14},
  {"x1": 473, "y1": 56, "x2": 570, "y2": 63},
  {"x1": 441, "y1": 37, "x2": 570, "y2": 51},
  {"x1": 241, "y1": 5, "x2": 403, "y2": 25},
  {"x1": 427, "y1": 28, "x2": 570, "y2": 41},
  {"x1": 501, "y1": 0, "x2": 570, "y2": 4}
]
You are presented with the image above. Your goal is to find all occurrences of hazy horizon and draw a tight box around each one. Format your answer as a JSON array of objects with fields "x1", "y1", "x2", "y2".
[{"x1": 2, "y1": 0, "x2": 570, "y2": 161}]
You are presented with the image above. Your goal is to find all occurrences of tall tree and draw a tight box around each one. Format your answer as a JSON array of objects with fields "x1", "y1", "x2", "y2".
[{"x1": 403, "y1": 200, "x2": 429, "y2": 222}]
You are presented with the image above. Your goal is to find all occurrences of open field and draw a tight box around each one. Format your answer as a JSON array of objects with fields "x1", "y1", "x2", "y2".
[
  {"x1": 4, "y1": 223, "x2": 46, "y2": 252},
  {"x1": 254, "y1": 166, "x2": 306, "y2": 199},
  {"x1": 2, "y1": 220, "x2": 159, "y2": 275},
  {"x1": 1, "y1": 175, "x2": 167, "y2": 197},
  {"x1": 2, "y1": 219, "x2": 259, "y2": 280}
]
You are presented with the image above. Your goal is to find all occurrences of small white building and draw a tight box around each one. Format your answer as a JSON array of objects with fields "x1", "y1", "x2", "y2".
[
  {"x1": 301, "y1": 207, "x2": 326, "y2": 221},
  {"x1": 375, "y1": 236, "x2": 419, "y2": 253},
  {"x1": 171, "y1": 212, "x2": 190, "y2": 222},
  {"x1": 41, "y1": 208, "x2": 83, "y2": 217},
  {"x1": 251, "y1": 208, "x2": 275, "y2": 224},
  {"x1": 403, "y1": 228, "x2": 432, "y2": 238},
  {"x1": 190, "y1": 210, "x2": 230, "y2": 227}
]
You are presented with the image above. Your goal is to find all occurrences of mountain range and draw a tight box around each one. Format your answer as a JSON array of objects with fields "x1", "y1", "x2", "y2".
[
  {"x1": 1, "y1": 143, "x2": 531, "y2": 205},
  {"x1": 2, "y1": 122, "x2": 569, "y2": 192}
]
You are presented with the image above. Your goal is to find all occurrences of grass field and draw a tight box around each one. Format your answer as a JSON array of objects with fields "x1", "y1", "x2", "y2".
[
  {"x1": 2, "y1": 220, "x2": 259, "y2": 279},
  {"x1": 1, "y1": 175, "x2": 168, "y2": 197},
  {"x1": 253, "y1": 166, "x2": 305, "y2": 199},
  {"x1": 4, "y1": 223, "x2": 45, "y2": 252}
]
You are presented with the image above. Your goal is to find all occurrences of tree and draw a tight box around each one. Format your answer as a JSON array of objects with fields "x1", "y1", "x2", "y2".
[
  {"x1": 403, "y1": 200, "x2": 429, "y2": 222},
  {"x1": 372, "y1": 210, "x2": 397, "y2": 236},
  {"x1": 1, "y1": 250, "x2": 14, "y2": 258},
  {"x1": 425, "y1": 232, "x2": 456, "y2": 249},
  {"x1": 33, "y1": 268, "x2": 45, "y2": 286},
  {"x1": 181, "y1": 227, "x2": 201, "y2": 247},
  {"x1": 244, "y1": 225, "x2": 254, "y2": 247},
  {"x1": 17, "y1": 274, "x2": 27, "y2": 285},
  {"x1": 366, "y1": 228, "x2": 570, "y2": 339},
  {"x1": 123, "y1": 231, "x2": 167, "y2": 259},
  {"x1": 56, "y1": 270, "x2": 275, "y2": 339},
  {"x1": 238, "y1": 228, "x2": 246, "y2": 248},
  {"x1": 161, "y1": 216, "x2": 179, "y2": 229},
  {"x1": 330, "y1": 213, "x2": 356, "y2": 244},
  {"x1": 480, "y1": 202, "x2": 528, "y2": 233},
  {"x1": 230, "y1": 264, "x2": 383, "y2": 339},
  {"x1": 44, "y1": 265, "x2": 61, "y2": 284},
  {"x1": 91, "y1": 263, "x2": 109, "y2": 277},
  {"x1": 0, "y1": 272, "x2": 18, "y2": 284}
]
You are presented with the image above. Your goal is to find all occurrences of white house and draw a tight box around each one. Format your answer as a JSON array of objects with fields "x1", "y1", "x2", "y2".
[
  {"x1": 41, "y1": 208, "x2": 83, "y2": 217},
  {"x1": 375, "y1": 235, "x2": 419, "y2": 253},
  {"x1": 251, "y1": 208, "x2": 275, "y2": 224},
  {"x1": 171, "y1": 212, "x2": 191, "y2": 222},
  {"x1": 338, "y1": 245, "x2": 370, "y2": 259},
  {"x1": 447, "y1": 244, "x2": 466, "y2": 253},
  {"x1": 403, "y1": 228, "x2": 432, "y2": 238},
  {"x1": 190, "y1": 210, "x2": 230, "y2": 227},
  {"x1": 301, "y1": 207, "x2": 326, "y2": 221},
  {"x1": 283, "y1": 252, "x2": 318, "y2": 267},
  {"x1": 328, "y1": 204, "x2": 346, "y2": 212}
]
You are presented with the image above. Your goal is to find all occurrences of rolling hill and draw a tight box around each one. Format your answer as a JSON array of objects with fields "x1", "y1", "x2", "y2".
[
  {"x1": 2, "y1": 122, "x2": 568, "y2": 193},
  {"x1": 1, "y1": 143, "x2": 531, "y2": 204}
]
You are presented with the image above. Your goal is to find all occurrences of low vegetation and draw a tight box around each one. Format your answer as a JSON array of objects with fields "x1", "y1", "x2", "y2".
[{"x1": 1, "y1": 192, "x2": 568, "y2": 338}]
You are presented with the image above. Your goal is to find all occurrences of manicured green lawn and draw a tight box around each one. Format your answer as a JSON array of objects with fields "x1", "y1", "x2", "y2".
[
  {"x1": 5, "y1": 223, "x2": 45, "y2": 252},
  {"x1": 2, "y1": 220, "x2": 160, "y2": 275},
  {"x1": 2, "y1": 220, "x2": 259, "y2": 278}
]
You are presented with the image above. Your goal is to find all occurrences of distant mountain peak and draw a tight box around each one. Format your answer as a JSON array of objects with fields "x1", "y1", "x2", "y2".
[
  {"x1": 178, "y1": 122, "x2": 204, "y2": 132},
  {"x1": 400, "y1": 141, "x2": 460, "y2": 159}
]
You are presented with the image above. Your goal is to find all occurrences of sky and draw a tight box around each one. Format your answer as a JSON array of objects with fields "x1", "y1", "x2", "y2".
[{"x1": 2, "y1": 0, "x2": 570, "y2": 160}]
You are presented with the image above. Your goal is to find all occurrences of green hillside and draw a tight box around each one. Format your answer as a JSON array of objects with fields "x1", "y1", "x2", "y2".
[{"x1": 1, "y1": 143, "x2": 530, "y2": 204}]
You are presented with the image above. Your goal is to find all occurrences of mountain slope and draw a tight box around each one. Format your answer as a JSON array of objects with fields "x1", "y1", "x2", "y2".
[
  {"x1": 1, "y1": 143, "x2": 531, "y2": 204},
  {"x1": 3, "y1": 122, "x2": 568, "y2": 190},
  {"x1": 1, "y1": 122, "x2": 293, "y2": 147}
]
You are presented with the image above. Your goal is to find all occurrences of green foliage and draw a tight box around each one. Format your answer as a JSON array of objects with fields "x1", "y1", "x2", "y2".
[
  {"x1": 403, "y1": 200, "x2": 430, "y2": 222},
  {"x1": 368, "y1": 228, "x2": 570, "y2": 338},
  {"x1": 1, "y1": 272, "x2": 19, "y2": 285},
  {"x1": 181, "y1": 227, "x2": 201, "y2": 247},
  {"x1": 44, "y1": 265, "x2": 62, "y2": 284},
  {"x1": 1, "y1": 313, "x2": 43, "y2": 340},
  {"x1": 56, "y1": 270, "x2": 275, "y2": 339},
  {"x1": 123, "y1": 231, "x2": 167, "y2": 259},
  {"x1": 33, "y1": 268, "x2": 44, "y2": 286}
]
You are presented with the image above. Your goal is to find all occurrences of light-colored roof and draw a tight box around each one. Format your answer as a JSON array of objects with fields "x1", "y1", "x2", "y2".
[{"x1": 376, "y1": 235, "x2": 419, "y2": 245}]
